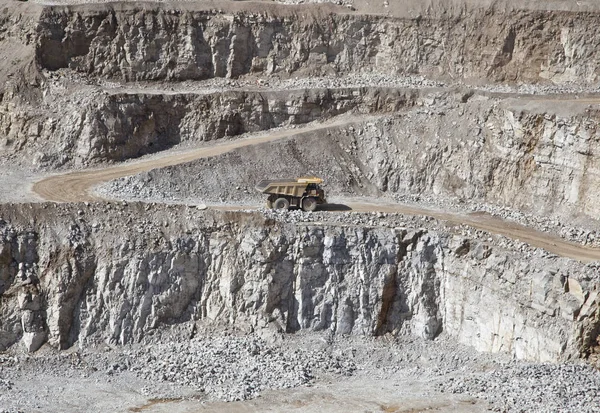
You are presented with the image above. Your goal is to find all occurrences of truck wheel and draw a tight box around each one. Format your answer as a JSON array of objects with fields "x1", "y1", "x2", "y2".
[
  {"x1": 302, "y1": 197, "x2": 317, "y2": 212},
  {"x1": 273, "y1": 198, "x2": 290, "y2": 210},
  {"x1": 266, "y1": 197, "x2": 273, "y2": 209}
]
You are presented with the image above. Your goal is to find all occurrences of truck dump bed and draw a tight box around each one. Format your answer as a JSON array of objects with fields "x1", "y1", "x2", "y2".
[{"x1": 255, "y1": 177, "x2": 323, "y2": 198}]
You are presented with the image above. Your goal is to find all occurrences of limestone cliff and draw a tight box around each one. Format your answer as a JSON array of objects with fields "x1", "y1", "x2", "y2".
[
  {"x1": 0, "y1": 87, "x2": 417, "y2": 168},
  {"x1": 0, "y1": 204, "x2": 597, "y2": 365}
]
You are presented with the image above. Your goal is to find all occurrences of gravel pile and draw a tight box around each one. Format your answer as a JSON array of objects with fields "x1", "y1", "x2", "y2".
[
  {"x1": 468, "y1": 201, "x2": 600, "y2": 248},
  {"x1": 482, "y1": 82, "x2": 600, "y2": 96},
  {"x1": 123, "y1": 334, "x2": 356, "y2": 402},
  {"x1": 53, "y1": 66, "x2": 600, "y2": 98},
  {"x1": 439, "y1": 362, "x2": 600, "y2": 413},
  {"x1": 261, "y1": 207, "x2": 418, "y2": 228},
  {"x1": 1, "y1": 326, "x2": 600, "y2": 412},
  {"x1": 98, "y1": 73, "x2": 443, "y2": 97},
  {"x1": 95, "y1": 73, "x2": 600, "y2": 97}
]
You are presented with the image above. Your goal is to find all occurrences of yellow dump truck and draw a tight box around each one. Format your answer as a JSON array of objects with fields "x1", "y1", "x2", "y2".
[{"x1": 255, "y1": 177, "x2": 327, "y2": 211}]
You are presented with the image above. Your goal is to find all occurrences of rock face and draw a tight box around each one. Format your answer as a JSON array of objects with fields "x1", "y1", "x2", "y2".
[
  {"x1": 5, "y1": 2, "x2": 600, "y2": 167},
  {"x1": 2, "y1": 2, "x2": 600, "y2": 223},
  {"x1": 352, "y1": 99, "x2": 600, "y2": 220},
  {"x1": 0, "y1": 204, "x2": 597, "y2": 363},
  {"x1": 0, "y1": 85, "x2": 417, "y2": 168},
  {"x1": 2, "y1": 1, "x2": 600, "y2": 377},
  {"x1": 35, "y1": 5, "x2": 600, "y2": 84}
]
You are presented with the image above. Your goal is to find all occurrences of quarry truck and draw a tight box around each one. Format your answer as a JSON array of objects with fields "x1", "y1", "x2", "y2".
[{"x1": 255, "y1": 177, "x2": 327, "y2": 211}]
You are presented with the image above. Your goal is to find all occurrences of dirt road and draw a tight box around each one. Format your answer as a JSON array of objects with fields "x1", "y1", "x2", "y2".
[
  {"x1": 32, "y1": 119, "x2": 600, "y2": 263},
  {"x1": 32, "y1": 119, "x2": 353, "y2": 202},
  {"x1": 343, "y1": 202, "x2": 600, "y2": 263},
  {"x1": 130, "y1": 376, "x2": 487, "y2": 413}
]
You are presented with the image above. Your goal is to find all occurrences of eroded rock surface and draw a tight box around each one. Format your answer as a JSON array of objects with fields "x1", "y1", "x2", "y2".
[
  {"x1": 0, "y1": 204, "x2": 597, "y2": 365},
  {"x1": 34, "y1": 5, "x2": 600, "y2": 84}
]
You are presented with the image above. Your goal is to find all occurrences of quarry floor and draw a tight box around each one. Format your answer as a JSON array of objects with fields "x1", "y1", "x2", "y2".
[{"x1": 4, "y1": 328, "x2": 596, "y2": 413}]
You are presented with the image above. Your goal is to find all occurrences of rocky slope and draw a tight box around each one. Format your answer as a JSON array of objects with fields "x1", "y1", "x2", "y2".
[
  {"x1": 0, "y1": 203, "x2": 598, "y2": 366},
  {"x1": 2, "y1": 1, "x2": 600, "y2": 411},
  {"x1": 1, "y1": 84, "x2": 420, "y2": 168},
  {"x1": 2, "y1": 0, "x2": 600, "y2": 226},
  {"x1": 5, "y1": 0, "x2": 600, "y2": 168},
  {"x1": 102, "y1": 91, "x2": 600, "y2": 224}
]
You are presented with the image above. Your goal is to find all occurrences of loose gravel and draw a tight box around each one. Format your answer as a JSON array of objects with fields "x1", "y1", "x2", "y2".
[
  {"x1": 439, "y1": 362, "x2": 600, "y2": 413},
  {"x1": 2, "y1": 330, "x2": 599, "y2": 412}
]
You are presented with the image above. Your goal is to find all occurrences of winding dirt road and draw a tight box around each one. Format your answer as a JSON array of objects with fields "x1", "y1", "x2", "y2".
[
  {"x1": 32, "y1": 119, "x2": 600, "y2": 263},
  {"x1": 33, "y1": 119, "x2": 352, "y2": 202}
]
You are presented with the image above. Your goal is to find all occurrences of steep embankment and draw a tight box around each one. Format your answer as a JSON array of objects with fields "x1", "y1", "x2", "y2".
[
  {"x1": 34, "y1": 3, "x2": 600, "y2": 83},
  {"x1": 4, "y1": 86, "x2": 419, "y2": 168},
  {"x1": 0, "y1": 2, "x2": 44, "y2": 158},
  {"x1": 0, "y1": 204, "x2": 598, "y2": 366}
]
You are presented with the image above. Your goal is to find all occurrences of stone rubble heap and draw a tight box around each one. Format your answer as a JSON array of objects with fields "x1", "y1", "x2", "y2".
[
  {"x1": 125, "y1": 335, "x2": 356, "y2": 401},
  {"x1": 439, "y1": 362, "x2": 600, "y2": 413}
]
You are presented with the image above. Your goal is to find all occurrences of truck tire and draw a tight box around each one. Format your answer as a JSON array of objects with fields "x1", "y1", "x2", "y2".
[
  {"x1": 273, "y1": 198, "x2": 290, "y2": 210},
  {"x1": 302, "y1": 197, "x2": 317, "y2": 212}
]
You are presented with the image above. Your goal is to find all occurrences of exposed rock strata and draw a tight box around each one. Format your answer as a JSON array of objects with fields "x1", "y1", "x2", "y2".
[
  {"x1": 35, "y1": 5, "x2": 600, "y2": 84},
  {"x1": 0, "y1": 204, "x2": 597, "y2": 365},
  {"x1": 0, "y1": 87, "x2": 416, "y2": 167},
  {"x1": 4, "y1": 1, "x2": 600, "y2": 171}
]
